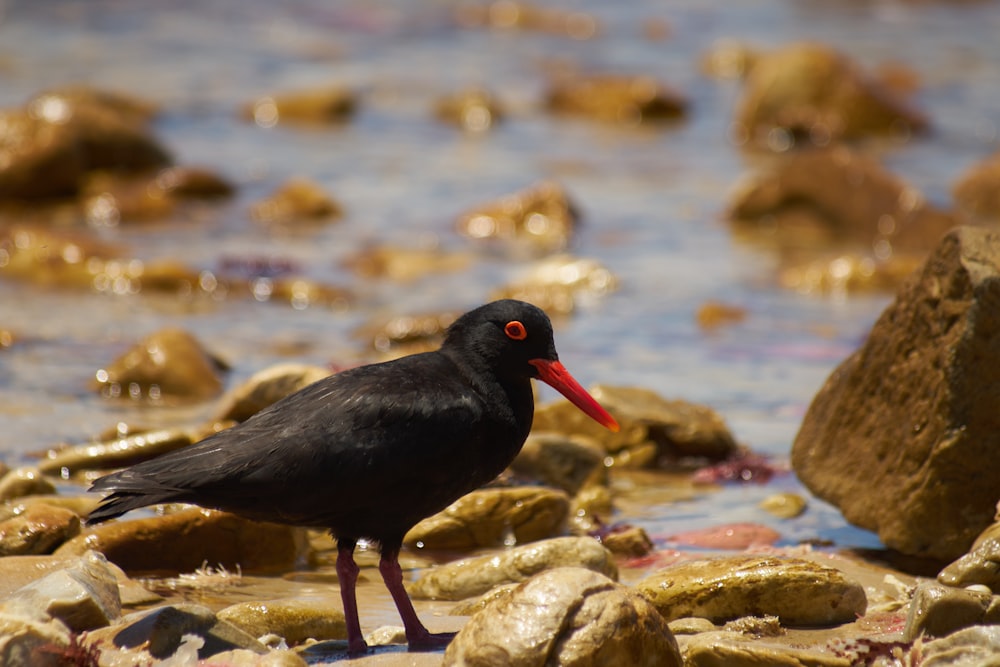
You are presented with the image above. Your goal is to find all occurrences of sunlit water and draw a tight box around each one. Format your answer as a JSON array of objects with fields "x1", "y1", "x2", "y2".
[{"x1": 3, "y1": 0, "x2": 1000, "y2": 598}]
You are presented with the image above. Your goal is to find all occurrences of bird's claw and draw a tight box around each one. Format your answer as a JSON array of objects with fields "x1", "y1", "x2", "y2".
[{"x1": 407, "y1": 630, "x2": 456, "y2": 652}]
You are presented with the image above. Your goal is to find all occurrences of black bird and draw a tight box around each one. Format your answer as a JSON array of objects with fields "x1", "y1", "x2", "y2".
[{"x1": 88, "y1": 299, "x2": 619, "y2": 655}]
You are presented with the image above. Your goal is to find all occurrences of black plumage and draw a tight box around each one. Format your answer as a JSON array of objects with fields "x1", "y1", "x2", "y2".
[{"x1": 88, "y1": 299, "x2": 618, "y2": 655}]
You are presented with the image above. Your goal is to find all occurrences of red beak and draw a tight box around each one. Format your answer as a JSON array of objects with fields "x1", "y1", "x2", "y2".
[{"x1": 529, "y1": 359, "x2": 619, "y2": 432}]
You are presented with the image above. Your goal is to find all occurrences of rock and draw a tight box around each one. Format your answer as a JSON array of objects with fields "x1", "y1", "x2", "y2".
[
  {"x1": 215, "y1": 363, "x2": 331, "y2": 422},
  {"x1": 455, "y1": 180, "x2": 579, "y2": 252},
  {"x1": 356, "y1": 309, "x2": 460, "y2": 356},
  {"x1": 510, "y1": 433, "x2": 606, "y2": 495},
  {"x1": 0, "y1": 467, "x2": 57, "y2": 502},
  {"x1": 94, "y1": 603, "x2": 267, "y2": 660},
  {"x1": 0, "y1": 504, "x2": 80, "y2": 556},
  {"x1": 913, "y1": 625, "x2": 1000, "y2": 666},
  {"x1": 533, "y1": 385, "x2": 737, "y2": 467},
  {"x1": 434, "y1": 88, "x2": 504, "y2": 132},
  {"x1": 940, "y1": 537, "x2": 1000, "y2": 593},
  {"x1": 0, "y1": 553, "x2": 159, "y2": 606},
  {"x1": 404, "y1": 486, "x2": 570, "y2": 550},
  {"x1": 728, "y1": 146, "x2": 958, "y2": 261},
  {"x1": 545, "y1": 72, "x2": 687, "y2": 125},
  {"x1": 682, "y1": 631, "x2": 851, "y2": 667},
  {"x1": 81, "y1": 171, "x2": 175, "y2": 223},
  {"x1": 696, "y1": 300, "x2": 748, "y2": 331},
  {"x1": 758, "y1": 492, "x2": 808, "y2": 519},
  {"x1": 56, "y1": 508, "x2": 308, "y2": 575},
  {"x1": 343, "y1": 244, "x2": 472, "y2": 282},
  {"x1": 569, "y1": 485, "x2": 614, "y2": 533},
  {"x1": 598, "y1": 525, "x2": 654, "y2": 558},
  {"x1": 154, "y1": 165, "x2": 235, "y2": 199},
  {"x1": 202, "y1": 647, "x2": 308, "y2": 666},
  {"x1": 0, "y1": 599, "x2": 72, "y2": 667},
  {"x1": 953, "y1": 150, "x2": 1000, "y2": 221},
  {"x1": 0, "y1": 86, "x2": 169, "y2": 200},
  {"x1": 254, "y1": 276, "x2": 351, "y2": 310},
  {"x1": 454, "y1": 2, "x2": 600, "y2": 39},
  {"x1": 792, "y1": 227, "x2": 1000, "y2": 560},
  {"x1": 94, "y1": 327, "x2": 228, "y2": 402},
  {"x1": 443, "y1": 567, "x2": 681, "y2": 667},
  {"x1": 732, "y1": 42, "x2": 928, "y2": 148},
  {"x1": 0, "y1": 495, "x2": 99, "y2": 523},
  {"x1": 448, "y1": 583, "x2": 519, "y2": 617},
  {"x1": 249, "y1": 177, "x2": 343, "y2": 224},
  {"x1": 491, "y1": 254, "x2": 618, "y2": 316},
  {"x1": 37, "y1": 427, "x2": 195, "y2": 476},
  {"x1": 4, "y1": 550, "x2": 121, "y2": 632},
  {"x1": 635, "y1": 555, "x2": 866, "y2": 625},
  {"x1": 243, "y1": 87, "x2": 356, "y2": 127},
  {"x1": 217, "y1": 597, "x2": 346, "y2": 645},
  {"x1": 408, "y1": 536, "x2": 617, "y2": 601},
  {"x1": 903, "y1": 580, "x2": 1000, "y2": 641}
]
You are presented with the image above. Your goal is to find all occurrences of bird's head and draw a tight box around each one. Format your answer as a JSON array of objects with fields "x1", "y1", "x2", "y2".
[{"x1": 444, "y1": 299, "x2": 619, "y2": 432}]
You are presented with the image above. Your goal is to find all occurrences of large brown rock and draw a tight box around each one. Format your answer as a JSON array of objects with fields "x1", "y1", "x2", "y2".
[{"x1": 792, "y1": 226, "x2": 1000, "y2": 559}]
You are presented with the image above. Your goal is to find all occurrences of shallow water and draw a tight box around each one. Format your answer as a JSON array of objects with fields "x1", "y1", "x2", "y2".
[{"x1": 3, "y1": 0, "x2": 1000, "y2": 593}]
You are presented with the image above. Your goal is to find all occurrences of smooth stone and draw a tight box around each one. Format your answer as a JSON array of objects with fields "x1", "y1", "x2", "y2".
[
  {"x1": 343, "y1": 245, "x2": 472, "y2": 283},
  {"x1": 598, "y1": 525, "x2": 654, "y2": 558},
  {"x1": 37, "y1": 428, "x2": 194, "y2": 476},
  {"x1": 681, "y1": 631, "x2": 851, "y2": 667},
  {"x1": 0, "y1": 553, "x2": 159, "y2": 606},
  {"x1": 404, "y1": 486, "x2": 569, "y2": 550},
  {"x1": 206, "y1": 647, "x2": 308, "y2": 666},
  {"x1": 94, "y1": 327, "x2": 227, "y2": 402},
  {"x1": 0, "y1": 598, "x2": 71, "y2": 667},
  {"x1": 408, "y1": 536, "x2": 617, "y2": 601},
  {"x1": 98, "y1": 602, "x2": 268, "y2": 660},
  {"x1": 5, "y1": 550, "x2": 121, "y2": 632},
  {"x1": 939, "y1": 536, "x2": 1000, "y2": 593},
  {"x1": 243, "y1": 87, "x2": 356, "y2": 126},
  {"x1": 545, "y1": 72, "x2": 687, "y2": 125},
  {"x1": 215, "y1": 363, "x2": 330, "y2": 422},
  {"x1": 448, "y1": 583, "x2": 519, "y2": 617},
  {"x1": 953, "y1": 150, "x2": 1000, "y2": 220},
  {"x1": 434, "y1": 88, "x2": 504, "y2": 132},
  {"x1": 55, "y1": 508, "x2": 308, "y2": 575},
  {"x1": 249, "y1": 177, "x2": 342, "y2": 224},
  {"x1": 510, "y1": 432, "x2": 606, "y2": 495},
  {"x1": 216, "y1": 597, "x2": 347, "y2": 645},
  {"x1": 759, "y1": 492, "x2": 808, "y2": 519},
  {"x1": 636, "y1": 555, "x2": 867, "y2": 625},
  {"x1": 0, "y1": 495, "x2": 100, "y2": 522},
  {"x1": 916, "y1": 625, "x2": 1000, "y2": 666},
  {"x1": 0, "y1": 467, "x2": 57, "y2": 502},
  {"x1": 533, "y1": 385, "x2": 737, "y2": 467},
  {"x1": 455, "y1": 180, "x2": 578, "y2": 252},
  {"x1": 490, "y1": 254, "x2": 618, "y2": 317},
  {"x1": 443, "y1": 567, "x2": 682, "y2": 667},
  {"x1": 903, "y1": 580, "x2": 999, "y2": 641},
  {"x1": 0, "y1": 504, "x2": 80, "y2": 556}
]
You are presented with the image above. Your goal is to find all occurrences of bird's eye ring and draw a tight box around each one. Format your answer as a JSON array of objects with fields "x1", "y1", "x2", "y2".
[{"x1": 504, "y1": 320, "x2": 527, "y2": 340}]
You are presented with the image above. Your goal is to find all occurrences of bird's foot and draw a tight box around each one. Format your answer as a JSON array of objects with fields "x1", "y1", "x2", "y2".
[
  {"x1": 347, "y1": 638, "x2": 370, "y2": 657},
  {"x1": 407, "y1": 630, "x2": 456, "y2": 652}
]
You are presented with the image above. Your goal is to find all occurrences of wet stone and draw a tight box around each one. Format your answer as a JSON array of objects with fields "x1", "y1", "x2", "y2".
[
  {"x1": 533, "y1": 384, "x2": 737, "y2": 468},
  {"x1": 635, "y1": 554, "x2": 867, "y2": 625},
  {"x1": 0, "y1": 597, "x2": 72, "y2": 667},
  {"x1": 6, "y1": 550, "x2": 121, "y2": 632},
  {"x1": 95, "y1": 602, "x2": 268, "y2": 660},
  {"x1": 758, "y1": 492, "x2": 808, "y2": 519},
  {"x1": 37, "y1": 427, "x2": 194, "y2": 477},
  {"x1": 914, "y1": 625, "x2": 1000, "y2": 666},
  {"x1": 732, "y1": 41, "x2": 928, "y2": 148},
  {"x1": 903, "y1": 580, "x2": 1000, "y2": 641},
  {"x1": 0, "y1": 504, "x2": 80, "y2": 556},
  {"x1": 408, "y1": 535, "x2": 617, "y2": 601},
  {"x1": 681, "y1": 631, "x2": 852, "y2": 667},
  {"x1": 952, "y1": 150, "x2": 1000, "y2": 221},
  {"x1": 249, "y1": 177, "x2": 343, "y2": 225},
  {"x1": 448, "y1": 583, "x2": 519, "y2": 617},
  {"x1": 455, "y1": 180, "x2": 579, "y2": 252},
  {"x1": 510, "y1": 433, "x2": 606, "y2": 495},
  {"x1": 343, "y1": 244, "x2": 472, "y2": 283},
  {"x1": 56, "y1": 508, "x2": 308, "y2": 575},
  {"x1": 939, "y1": 537, "x2": 1000, "y2": 593},
  {"x1": 545, "y1": 72, "x2": 687, "y2": 125},
  {"x1": 243, "y1": 87, "x2": 356, "y2": 127},
  {"x1": 0, "y1": 467, "x2": 57, "y2": 502},
  {"x1": 216, "y1": 597, "x2": 347, "y2": 645},
  {"x1": 491, "y1": 254, "x2": 618, "y2": 317},
  {"x1": 444, "y1": 567, "x2": 682, "y2": 667},
  {"x1": 434, "y1": 88, "x2": 504, "y2": 132},
  {"x1": 598, "y1": 525, "x2": 654, "y2": 558},
  {"x1": 404, "y1": 486, "x2": 570, "y2": 551},
  {"x1": 215, "y1": 363, "x2": 331, "y2": 422},
  {"x1": 94, "y1": 327, "x2": 228, "y2": 402}
]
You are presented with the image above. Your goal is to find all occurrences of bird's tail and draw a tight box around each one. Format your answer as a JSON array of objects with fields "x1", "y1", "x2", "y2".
[{"x1": 86, "y1": 470, "x2": 184, "y2": 525}]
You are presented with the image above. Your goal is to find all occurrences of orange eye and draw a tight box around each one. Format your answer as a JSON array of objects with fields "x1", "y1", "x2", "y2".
[{"x1": 504, "y1": 320, "x2": 527, "y2": 340}]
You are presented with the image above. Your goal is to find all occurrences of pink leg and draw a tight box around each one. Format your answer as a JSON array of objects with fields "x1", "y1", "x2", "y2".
[
  {"x1": 378, "y1": 546, "x2": 456, "y2": 651},
  {"x1": 336, "y1": 542, "x2": 369, "y2": 656}
]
